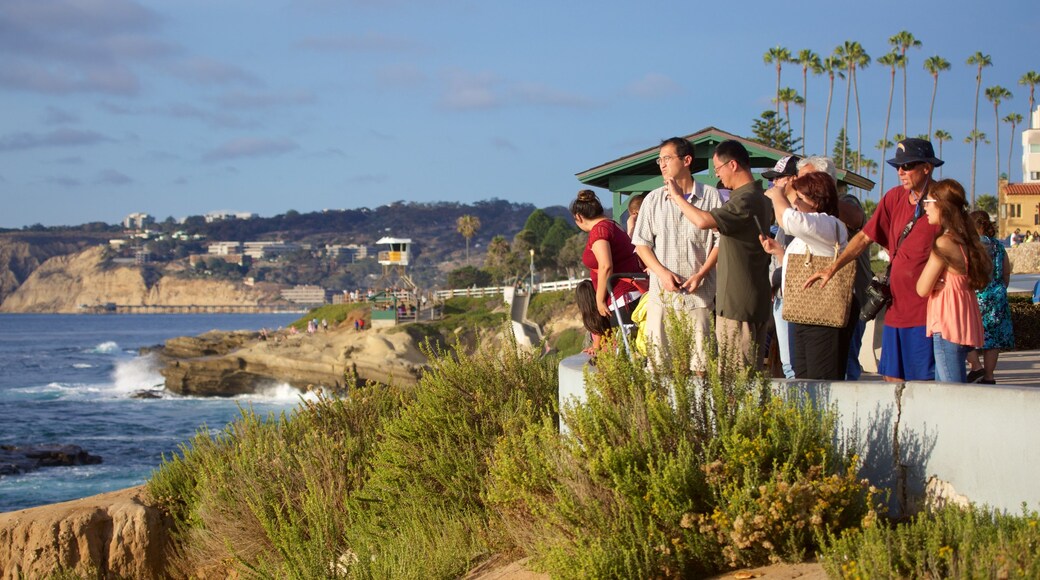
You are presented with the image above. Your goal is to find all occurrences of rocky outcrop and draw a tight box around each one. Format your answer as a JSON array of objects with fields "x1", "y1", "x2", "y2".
[
  {"x1": 0, "y1": 246, "x2": 278, "y2": 313},
  {"x1": 0, "y1": 486, "x2": 170, "y2": 579},
  {"x1": 1008, "y1": 242, "x2": 1040, "y2": 274},
  {"x1": 159, "y1": 326, "x2": 429, "y2": 395},
  {"x1": 0, "y1": 444, "x2": 102, "y2": 476}
]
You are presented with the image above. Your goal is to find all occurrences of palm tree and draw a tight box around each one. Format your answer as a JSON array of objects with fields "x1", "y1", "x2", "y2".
[
  {"x1": 876, "y1": 138, "x2": 894, "y2": 193},
  {"x1": 456, "y1": 214, "x2": 481, "y2": 263},
  {"x1": 933, "y1": 129, "x2": 952, "y2": 178},
  {"x1": 986, "y1": 86, "x2": 1012, "y2": 195},
  {"x1": 965, "y1": 130, "x2": 990, "y2": 205},
  {"x1": 877, "y1": 51, "x2": 903, "y2": 197},
  {"x1": 1004, "y1": 112, "x2": 1024, "y2": 180},
  {"x1": 821, "y1": 56, "x2": 845, "y2": 154},
  {"x1": 849, "y1": 43, "x2": 871, "y2": 175},
  {"x1": 923, "y1": 55, "x2": 951, "y2": 139},
  {"x1": 774, "y1": 87, "x2": 803, "y2": 134},
  {"x1": 967, "y1": 52, "x2": 993, "y2": 205},
  {"x1": 796, "y1": 49, "x2": 822, "y2": 154},
  {"x1": 764, "y1": 46, "x2": 792, "y2": 118},
  {"x1": 1020, "y1": 71, "x2": 1040, "y2": 128},
  {"x1": 889, "y1": 31, "x2": 922, "y2": 135}
]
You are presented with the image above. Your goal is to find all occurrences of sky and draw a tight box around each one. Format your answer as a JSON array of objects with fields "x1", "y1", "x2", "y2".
[{"x1": 1, "y1": 0, "x2": 1038, "y2": 228}]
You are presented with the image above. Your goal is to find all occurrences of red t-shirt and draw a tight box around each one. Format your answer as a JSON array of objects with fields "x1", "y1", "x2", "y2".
[
  {"x1": 862, "y1": 185, "x2": 939, "y2": 327},
  {"x1": 582, "y1": 219, "x2": 644, "y2": 301}
]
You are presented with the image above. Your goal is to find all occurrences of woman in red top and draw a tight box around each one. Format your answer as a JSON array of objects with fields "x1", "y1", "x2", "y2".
[{"x1": 570, "y1": 190, "x2": 644, "y2": 353}]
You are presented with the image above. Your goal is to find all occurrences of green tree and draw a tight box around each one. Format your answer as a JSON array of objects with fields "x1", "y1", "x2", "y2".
[
  {"x1": 1020, "y1": 71, "x2": 1040, "y2": 126},
  {"x1": 796, "y1": 49, "x2": 822, "y2": 154},
  {"x1": 985, "y1": 85, "x2": 1012, "y2": 199},
  {"x1": 523, "y1": 210, "x2": 554, "y2": 245},
  {"x1": 557, "y1": 233, "x2": 586, "y2": 280},
  {"x1": 447, "y1": 265, "x2": 492, "y2": 289},
  {"x1": 821, "y1": 55, "x2": 845, "y2": 154},
  {"x1": 967, "y1": 52, "x2": 993, "y2": 205},
  {"x1": 877, "y1": 51, "x2": 904, "y2": 197},
  {"x1": 889, "y1": 30, "x2": 922, "y2": 135},
  {"x1": 976, "y1": 194, "x2": 998, "y2": 215},
  {"x1": 832, "y1": 129, "x2": 853, "y2": 172},
  {"x1": 483, "y1": 235, "x2": 515, "y2": 283},
  {"x1": 1004, "y1": 112, "x2": 1024, "y2": 180},
  {"x1": 751, "y1": 110, "x2": 800, "y2": 152},
  {"x1": 455, "y1": 214, "x2": 481, "y2": 263},
  {"x1": 834, "y1": 41, "x2": 869, "y2": 170},
  {"x1": 764, "y1": 45, "x2": 792, "y2": 118},
  {"x1": 923, "y1": 55, "x2": 951, "y2": 139}
]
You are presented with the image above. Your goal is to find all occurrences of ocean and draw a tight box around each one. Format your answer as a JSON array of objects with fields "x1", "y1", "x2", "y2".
[{"x1": 0, "y1": 312, "x2": 310, "y2": 513}]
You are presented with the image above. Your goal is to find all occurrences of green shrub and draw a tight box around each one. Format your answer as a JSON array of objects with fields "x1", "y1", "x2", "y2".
[
  {"x1": 527, "y1": 290, "x2": 573, "y2": 328},
  {"x1": 1010, "y1": 301, "x2": 1040, "y2": 350},
  {"x1": 822, "y1": 504, "x2": 1040, "y2": 579},
  {"x1": 552, "y1": 327, "x2": 585, "y2": 358},
  {"x1": 486, "y1": 316, "x2": 870, "y2": 577}
]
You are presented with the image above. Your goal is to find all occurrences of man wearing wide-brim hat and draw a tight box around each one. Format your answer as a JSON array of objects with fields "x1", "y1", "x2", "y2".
[{"x1": 807, "y1": 138, "x2": 942, "y2": 382}]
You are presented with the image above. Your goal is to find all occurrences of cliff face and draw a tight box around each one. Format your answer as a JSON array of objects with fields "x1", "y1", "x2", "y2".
[
  {"x1": 0, "y1": 246, "x2": 276, "y2": 313},
  {"x1": 0, "y1": 486, "x2": 170, "y2": 579},
  {"x1": 0, "y1": 235, "x2": 104, "y2": 305}
]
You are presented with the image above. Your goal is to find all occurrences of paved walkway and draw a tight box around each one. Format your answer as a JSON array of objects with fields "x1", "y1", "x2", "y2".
[{"x1": 853, "y1": 349, "x2": 1040, "y2": 386}]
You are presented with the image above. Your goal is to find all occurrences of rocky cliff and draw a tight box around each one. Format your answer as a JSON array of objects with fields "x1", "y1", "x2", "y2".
[
  {"x1": 0, "y1": 234, "x2": 107, "y2": 306},
  {"x1": 158, "y1": 324, "x2": 429, "y2": 394},
  {"x1": 0, "y1": 246, "x2": 277, "y2": 313},
  {"x1": 0, "y1": 486, "x2": 170, "y2": 579}
]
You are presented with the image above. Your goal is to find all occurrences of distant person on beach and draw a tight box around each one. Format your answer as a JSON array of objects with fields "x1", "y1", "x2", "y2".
[
  {"x1": 570, "y1": 189, "x2": 644, "y2": 353},
  {"x1": 916, "y1": 179, "x2": 990, "y2": 383},
  {"x1": 967, "y1": 210, "x2": 1013, "y2": 384},
  {"x1": 631, "y1": 137, "x2": 722, "y2": 372},
  {"x1": 667, "y1": 139, "x2": 772, "y2": 372},
  {"x1": 808, "y1": 138, "x2": 943, "y2": 382}
]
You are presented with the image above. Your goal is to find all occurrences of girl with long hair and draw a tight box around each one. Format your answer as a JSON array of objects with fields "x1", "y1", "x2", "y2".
[
  {"x1": 966, "y1": 210, "x2": 1014, "y2": 384},
  {"x1": 915, "y1": 179, "x2": 992, "y2": 382}
]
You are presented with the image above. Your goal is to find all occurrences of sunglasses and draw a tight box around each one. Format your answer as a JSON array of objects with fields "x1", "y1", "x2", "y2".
[{"x1": 896, "y1": 161, "x2": 923, "y2": 172}]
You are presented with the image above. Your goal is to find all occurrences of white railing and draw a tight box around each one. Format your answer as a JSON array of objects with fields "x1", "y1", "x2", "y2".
[{"x1": 433, "y1": 279, "x2": 583, "y2": 300}]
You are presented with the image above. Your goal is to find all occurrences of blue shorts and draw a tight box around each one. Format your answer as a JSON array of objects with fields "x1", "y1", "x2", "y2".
[{"x1": 878, "y1": 325, "x2": 935, "y2": 381}]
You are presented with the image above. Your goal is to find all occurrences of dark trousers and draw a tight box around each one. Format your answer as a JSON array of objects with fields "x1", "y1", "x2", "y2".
[{"x1": 792, "y1": 298, "x2": 859, "y2": 380}]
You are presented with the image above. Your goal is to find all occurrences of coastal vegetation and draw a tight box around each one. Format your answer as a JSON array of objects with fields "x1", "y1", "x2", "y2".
[{"x1": 147, "y1": 320, "x2": 879, "y2": 577}]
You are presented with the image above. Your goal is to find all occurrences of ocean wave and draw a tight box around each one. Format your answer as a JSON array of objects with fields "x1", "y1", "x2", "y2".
[
  {"x1": 110, "y1": 354, "x2": 164, "y2": 395},
  {"x1": 87, "y1": 341, "x2": 120, "y2": 354},
  {"x1": 72, "y1": 363, "x2": 94, "y2": 369},
  {"x1": 236, "y1": 383, "x2": 321, "y2": 403}
]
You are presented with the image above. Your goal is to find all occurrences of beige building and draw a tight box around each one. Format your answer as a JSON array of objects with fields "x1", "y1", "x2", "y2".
[{"x1": 999, "y1": 182, "x2": 1040, "y2": 239}]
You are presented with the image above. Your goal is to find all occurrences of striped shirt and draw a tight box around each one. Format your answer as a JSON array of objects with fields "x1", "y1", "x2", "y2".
[{"x1": 630, "y1": 183, "x2": 722, "y2": 309}]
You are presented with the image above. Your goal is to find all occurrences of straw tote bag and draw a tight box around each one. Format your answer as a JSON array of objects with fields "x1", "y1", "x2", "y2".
[{"x1": 782, "y1": 223, "x2": 855, "y2": 328}]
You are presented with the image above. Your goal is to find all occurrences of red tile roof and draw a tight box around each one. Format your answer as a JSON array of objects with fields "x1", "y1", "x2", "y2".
[{"x1": 1005, "y1": 183, "x2": 1040, "y2": 195}]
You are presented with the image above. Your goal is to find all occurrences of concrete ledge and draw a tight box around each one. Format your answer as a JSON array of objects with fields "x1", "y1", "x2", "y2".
[{"x1": 561, "y1": 354, "x2": 1040, "y2": 515}]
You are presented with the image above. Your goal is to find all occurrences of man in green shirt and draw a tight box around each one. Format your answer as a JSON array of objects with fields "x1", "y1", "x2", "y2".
[{"x1": 666, "y1": 139, "x2": 772, "y2": 371}]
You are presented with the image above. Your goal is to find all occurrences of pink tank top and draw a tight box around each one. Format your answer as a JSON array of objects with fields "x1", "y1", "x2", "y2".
[{"x1": 926, "y1": 246, "x2": 983, "y2": 347}]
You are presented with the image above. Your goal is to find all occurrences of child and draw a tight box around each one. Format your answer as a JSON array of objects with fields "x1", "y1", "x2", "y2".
[
  {"x1": 625, "y1": 193, "x2": 646, "y2": 237},
  {"x1": 576, "y1": 279, "x2": 612, "y2": 355},
  {"x1": 915, "y1": 179, "x2": 992, "y2": 382}
]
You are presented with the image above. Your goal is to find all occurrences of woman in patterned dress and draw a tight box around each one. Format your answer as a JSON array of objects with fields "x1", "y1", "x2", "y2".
[{"x1": 966, "y1": 211, "x2": 1014, "y2": 384}]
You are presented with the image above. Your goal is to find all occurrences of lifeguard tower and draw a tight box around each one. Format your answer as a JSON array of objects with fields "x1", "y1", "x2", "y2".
[
  {"x1": 376, "y1": 237, "x2": 416, "y2": 290},
  {"x1": 370, "y1": 237, "x2": 418, "y2": 327}
]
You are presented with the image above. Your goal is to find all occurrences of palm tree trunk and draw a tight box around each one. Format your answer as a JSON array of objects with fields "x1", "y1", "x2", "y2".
[
  {"x1": 938, "y1": 140, "x2": 944, "y2": 178},
  {"x1": 842, "y1": 66, "x2": 852, "y2": 169},
  {"x1": 824, "y1": 73, "x2": 835, "y2": 154},
  {"x1": 1008, "y1": 120, "x2": 1017, "y2": 180},
  {"x1": 882, "y1": 67, "x2": 895, "y2": 196},
  {"x1": 775, "y1": 65, "x2": 781, "y2": 118},
  {"x1": 902, "y1": 63, "x2": 908, "y2": 136},
  {"x1": 995, "y1": 104, "x2": 1001, "y2": 194},
  {"x1": 854, "y1": 68, "x2": 864, "y2": 195},
  {"x1": 971, "y1": 68, "x2": 982, "y2": 206},
  {"x1": 928, "y1": 74, "x2": 938, "y2": 139},
  {"x1": 802, "y1": 68, "x2": 809, "y2": 154}
]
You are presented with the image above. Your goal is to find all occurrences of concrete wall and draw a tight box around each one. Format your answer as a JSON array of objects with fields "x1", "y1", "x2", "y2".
[{"x1": 559, "y1": 354, "x2": 1040, "y2": 516}]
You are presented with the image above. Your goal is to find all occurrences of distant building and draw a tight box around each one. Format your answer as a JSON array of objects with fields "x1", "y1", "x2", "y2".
[
  {"x1": 207, "y1": 241, "x2": 243, "y2": 255},
  {"x1": 281, "y1": 285, "x2": 328, "y2": 305},
  {"x1": 1024, "y1": 105, "x2": 1040, "y2": 183},
  {"x1": 325, "y1": 243, "x2": 371, "y2": 261},
  {"x1": 205, "y1": 211, "x2": 258, "y2": 223},
  {"x1": 123, "y1": 213, "x2": 154, "y2": 230},
  {"x1": 243, "y1": 241, "x2": 302, "y2": 260}
]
